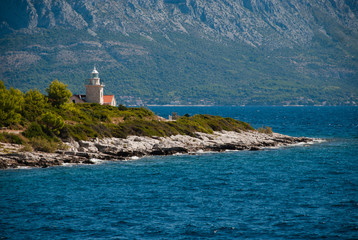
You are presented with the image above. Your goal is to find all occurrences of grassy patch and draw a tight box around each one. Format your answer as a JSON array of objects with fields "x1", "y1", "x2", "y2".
[{"x1": 0, "y1": 132, "x2": 26, "y2": 144}]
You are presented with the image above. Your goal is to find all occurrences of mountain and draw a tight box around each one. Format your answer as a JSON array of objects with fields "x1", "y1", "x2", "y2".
[{"x1": 0, "y1": 0, "x2": 357, "y2": 105}]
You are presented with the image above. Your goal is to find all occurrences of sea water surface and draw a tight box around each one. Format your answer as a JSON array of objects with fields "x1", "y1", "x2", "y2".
[{"x1": 0, "y1": 106, "x2": 357, "y2": 239}]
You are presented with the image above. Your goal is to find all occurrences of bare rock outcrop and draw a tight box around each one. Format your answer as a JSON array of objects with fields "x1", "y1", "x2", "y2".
[{"x1": 0, "y1": 130, "x2": 315, "y2": 169}]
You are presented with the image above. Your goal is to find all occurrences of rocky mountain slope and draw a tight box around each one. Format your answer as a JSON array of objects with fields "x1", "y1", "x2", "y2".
[{"x1": 0, "y1": 0, "x2": 357, "y2": 105}]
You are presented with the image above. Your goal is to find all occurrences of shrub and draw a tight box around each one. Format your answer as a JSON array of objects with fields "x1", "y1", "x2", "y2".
[
  {"x1": 128, "y1": 107, "x2": 155, "y2": 119},
  {"x1": 257, "y1": 126, "x2": 273, "y2": 135},
  {"x1": 107, "y1": 114, "x2": 256, "y2": 139},
  {"x1": 118, "y1": 104, "x2": 128, "y2": 111},
  {"x1": 57, "y1": 142, "x2": 70, "y2": 151},
  {"x1": 92, "y1": 124, "x2": 112, "y2": 138},
  {"x1": 40, "y1": 112, "x2": 65, "y2": 135},
  {"x1": 66, "y1": 124, "x2": 99, "y2": 140},
  {"x1": 58, "y1": 126, "x2": 71, "y2": 140},
  {"x1": 19, "y1": 143, "x2": 33, "y2": 152},
  {"x1": 92, "y1": 111, "x2": 110, "y2": 122},
  {"x1": 23, "y1": 122, "x2": 47, "y2": 139},
  {"x1": 0, "y1": 132, "x2": 25, "y2": 144},
  {"x1": 30, "y1": 137, "x2": 58, "y2": 153}
]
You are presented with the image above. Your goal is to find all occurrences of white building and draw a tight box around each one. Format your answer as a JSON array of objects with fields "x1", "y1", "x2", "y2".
[{"x1": 70, "y1": 67, "x2": 117, "y2": 106}]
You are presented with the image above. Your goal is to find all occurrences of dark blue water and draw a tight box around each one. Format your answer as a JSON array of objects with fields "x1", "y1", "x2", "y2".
[{"x1": 1, "y1": 107, "x2": 357, "y2": 239}]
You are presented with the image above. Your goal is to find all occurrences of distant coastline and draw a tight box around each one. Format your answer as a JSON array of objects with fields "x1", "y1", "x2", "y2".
[{"x1": 146, "y1": 104, "x2": 358, "y2": 107}]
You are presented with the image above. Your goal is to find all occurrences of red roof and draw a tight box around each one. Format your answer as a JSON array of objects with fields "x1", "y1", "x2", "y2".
[{"x1": 103, "y1": 95, "x2": 114, "y2": 104}]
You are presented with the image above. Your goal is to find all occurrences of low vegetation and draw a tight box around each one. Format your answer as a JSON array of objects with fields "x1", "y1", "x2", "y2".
[
  {"x1": 0, "y1": 80, "x2": 257, "y2": 152},
  {"x1": 257, "y1": 126, "x2": 273, "y2": 135},
  {"x1": 0, "y1": 132, "x2": 26, "y2": 145}
]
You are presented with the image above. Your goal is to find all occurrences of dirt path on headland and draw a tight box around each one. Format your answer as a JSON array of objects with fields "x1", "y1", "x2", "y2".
[{"x1": 0, "y1": 130, "x2": 23, "y2": 134}]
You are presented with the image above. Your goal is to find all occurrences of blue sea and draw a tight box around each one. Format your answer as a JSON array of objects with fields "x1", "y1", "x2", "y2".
[{"x1": 1, "y1": 106, "x2": 357, "y2": 239}]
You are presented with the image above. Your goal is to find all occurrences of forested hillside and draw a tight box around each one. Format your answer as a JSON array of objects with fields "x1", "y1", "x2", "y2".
[{"x1": 0, "y1": 0, "x2": 357, "y2": 105}]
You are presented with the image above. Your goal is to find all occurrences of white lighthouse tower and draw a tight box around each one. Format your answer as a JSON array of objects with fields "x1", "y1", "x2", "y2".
[
  {"x1": 85, "y1": 66, "x2": 104, "y2": 104},
  {"x1": 70, "y1": 66, "x2": 117, "y2": 106}
]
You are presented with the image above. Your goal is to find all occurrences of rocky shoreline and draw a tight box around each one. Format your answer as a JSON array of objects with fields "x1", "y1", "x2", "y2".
[{"x1": 0, "y1": 131, "x2": 315, "y2": 169}]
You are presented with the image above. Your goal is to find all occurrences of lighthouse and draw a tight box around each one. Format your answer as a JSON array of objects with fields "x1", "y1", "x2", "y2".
[
  {"x1": 70, "y1": 67, "x2": 117, "y2": 106},
  {"x1": 85, "y1": 66, "x2": 104, "y2": 104}
]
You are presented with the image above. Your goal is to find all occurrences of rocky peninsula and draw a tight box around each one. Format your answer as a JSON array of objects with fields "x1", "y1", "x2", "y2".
[
  {"x1": 0, "y1": 80, "x2": 316, "y2": 169},
  {"x1": 0, "y1": 130, "x2": 313, "y2": 169}
]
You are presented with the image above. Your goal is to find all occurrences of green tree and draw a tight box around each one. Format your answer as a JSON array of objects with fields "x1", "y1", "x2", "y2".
[
  {"x1": 23, "y1": 122, "x2": 47, "y2": 139},
  {"x1": 0, "y1": 83, "x2": 24, "y2": 127},
  {"x1": 23, "y1": 89, "x2": 49, "y2": 121},
  {"x1": 46, "y1": 80, "x2": 72, "y2": 107},
  {"x1": 40, "y1": 112, "x2": 65, "y2": 135},
  {"x1": 0, "y1": 80, "x2": 5, "y2": 90}
]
